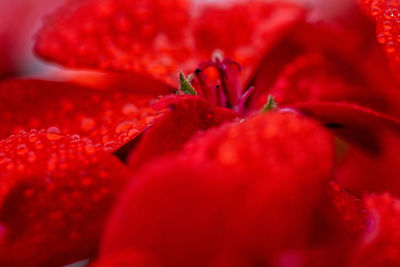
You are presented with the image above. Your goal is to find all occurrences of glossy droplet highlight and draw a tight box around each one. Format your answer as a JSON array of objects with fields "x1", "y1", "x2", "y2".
[
  {"x1": 46, "y1": 127, "x2": 62, "y2": 141},
  {"x1": 28, "y1": 133, "x2": 38, "y2": 143},
  {"x1": 27, "y1": 151, "x2": 37, "y2": 163},
  {"x1": 115, "y1": 121, "x2": 135, "y2": 134},
  {"x1": 16, "y1": 144, "x2": 28, "y2": 156},
  {"x1": 122, "y1": 103, "x2": 139, "y2": 115}
]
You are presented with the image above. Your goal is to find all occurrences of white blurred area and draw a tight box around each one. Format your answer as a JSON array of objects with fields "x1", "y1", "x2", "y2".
[{"x1": 0, "y1": 0, "x2": 63, "y2": 76}]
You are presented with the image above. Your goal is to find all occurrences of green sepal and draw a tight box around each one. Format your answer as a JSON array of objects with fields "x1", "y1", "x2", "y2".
[
  {"x1": 262, "y1": 95, "x2": 277, "y2": 113},
  {"x1": 178, "y1": 71, "x2": 197, "y2": 95}
]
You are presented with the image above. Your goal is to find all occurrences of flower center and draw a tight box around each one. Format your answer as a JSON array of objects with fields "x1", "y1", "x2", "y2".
[{"x1": 179, "y1": 52, "x2": 254, "y2": 114}]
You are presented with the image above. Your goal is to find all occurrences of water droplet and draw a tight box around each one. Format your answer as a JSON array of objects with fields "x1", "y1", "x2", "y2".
[
  {"x1": 386, "y1": 41, "x2": 396, "y2": 53},
  {"x1": 115, "y1": 121, "x2": 135, "y2": 134},
  {"x1": 0, "y1": 153, "x2": 7, "y2": 164},
  {"x1": 35, "y1": 141, "x2": 44, "y2": 150},
  {"x1": 128, "y1": 128, "x2": 140, "y2": 138},
  {"x1": 122, "y1": 103, "x2": 139, "y2": 115},
  {"x1": 28, "y1": 133, "x2": 38, "y2": 143},
  {"x1": 71, "y1": 134, "x2": 81, "y2": 142},
  {"x1": 27, "y1": 151, "x2": 37, "y2": 163},
  {"x1": 16, "y1": 144, "x2": 28, "y2": 156},
  {"x1": 377, "y1": 33, "x2": 386, "y2": 44},
  {"x1": 6, "y1": 162, "x2": 14, "y2": 171},
  {"x1": 103, "y1": 141, "x2": 117, "y2": 152},
  {"x1": 46, "y1": 127, "x2": 62, "y2": 141}
]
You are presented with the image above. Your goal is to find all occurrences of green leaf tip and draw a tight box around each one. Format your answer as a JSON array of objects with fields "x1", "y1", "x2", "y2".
[
  {"x1": 262, "y1": 95, "x2": 277, "y2": 113},
  {"x1": 178, "y1": 71, "x2": 197, "y2": 95}
]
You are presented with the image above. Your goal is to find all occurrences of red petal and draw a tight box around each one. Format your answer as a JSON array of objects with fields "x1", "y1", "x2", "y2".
[
  {"x1": 288, "y1": 101, "x2": 400, "y2": 153},
  {"x1": 327, "y1": 182, "x2": 367, "y2": 237},
  {"x1": 360, "y1": 0, "x2": 400, "y2": 77},
  {"x1": 91, "y1": 250, "x2": 160, "y2": 267},
  {"x1": 0, "y1": 130, "x2": 130, "y2": 266},
  {"x1": 250, "y1": 21, "x2": 400, "y2": 115},
  {"x1": 352, "y1": 193, "x2": 400, "y2": 266},
  {"x1": 100, "y1": 159, "x2": 244, "y2": 266},
  {"x1": 0, "y1": 79, "x2": 162, "y2": 151},
  {"x1": 99, "y1": 112, "x2": 335, "y2": 265},
  {"x1": 35, "y1": 0, "x2": 304, "y2": 86},
  {"x1": 294, "y1": 103, "x2": 400, "y2": 197},
  {"x1": 182, "y1": 112, "x2": 336, "y2": 261},
  {"x1": 262, "y1": 184, "x2": 367, "y2": 267},
  {"x1": 335, "y1": 126, "x2": 400, "y2": 197},
  {"x1": 258, "y1": 52, "x2": 400, "y2": 114},
  {"x1": 127, "y1": 95, "x2": 238, "y2": 169},
  {"x1": 182, "y1": 111, "x2": 334, "y2": 178}
]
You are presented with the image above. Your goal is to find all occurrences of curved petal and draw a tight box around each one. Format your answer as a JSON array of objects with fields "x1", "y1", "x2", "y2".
[
  {"x1": 0, "y1": 79, "x2": 163, "y2": 151},
  {"x1": 182, "y1": 111, "x2": 335, "y2": 178},
  {"x1": 0, "y1": 130, "x2": 130, "y2": 266},
  {"x1": 290, "y1": 101, "x2": 400, "y2": 197},
  {"x1": 34, "y1": 0, "x2": 305, "y2": 86},
  {"x1": 288, "y1": 101, "x2": 400, "y2": 154},
  {"x1": 99, "y1": 111, "x2": 335, "y2": 266},
  {"x1": 249, "y1": 21, "x2": 400, "y2": 115},
  {"x1": 126, "y1": 95, "x2": 238, "y2": 168},
  {"x1": 182, "y1": 112, "x2": 336, "y2": 261}
]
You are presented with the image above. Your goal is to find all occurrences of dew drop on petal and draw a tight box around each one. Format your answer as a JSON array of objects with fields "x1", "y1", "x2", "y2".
[
  {"x1": 46, "y1": 127, "x2": 62, "y2": 141},
  {"x1": 27, "y1": 151, "x2": 37, "y2": 163},
  {"x1": 71, "y1": 134, "x2": 81, "y2": 141},
  {"x1": 16, "y1": 144, "x2": 28, "y2": 156},
  {"x1": 103, "y1": 141, "x2": 117, "y2": 152},
  {"x1": 35, "y1": 141, "x2": 44, "y2": 150},
  {"x1": 115, "y1": 121, "x2": 135, "y2": 134},
  {"x1": 128, "y1": 128, "x2": 140, "y2": 138},
  {"x1": 121, "y1": 103, "x2": 139, "y2": 116},
  {"x1": 28, "y1": 133, "x2": 38, "y2": 143},
  {"x1": 0, "y1": 153, "x2": 7, "y2": 164}
]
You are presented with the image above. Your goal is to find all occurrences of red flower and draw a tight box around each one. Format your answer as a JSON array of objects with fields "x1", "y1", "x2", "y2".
[{"x1": 1, "y1": 0, "x2": 400, "y2": 266}]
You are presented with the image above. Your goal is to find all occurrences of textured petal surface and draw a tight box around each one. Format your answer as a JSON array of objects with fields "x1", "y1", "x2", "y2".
[
  {"x1": 0, "y1": 79, "x2": 163, "y2": 151},
  {"x1": 289, "y1": 101, "x2": 400, "y2": 153},
  {"x1": 352, "y1": 193, "x2": 400, "y2": 266},
  {"x1": 291, "y1": 103, "x2": 400, "y2": 197},
  {"x1": 360, "y1": 0, "x2": 400, "y2": 77},
  {"x1": 335, "y1": 127, "x2": 400, "y2": 197},
  {"x1": 0, "y1": 129, "x2": 130, "y2": 266},
  {"x1": 127, "y1": 95, "x2": 238, "y2": 169},
  {"x1": 182, "y1": 112, "x2": 335, "y2": 262},
  {"x1": 35, "y1": 0, "x2": 305, "y2": 86},
  {"x1": 182, "y1": 111, "x2": 335, "y2": 177},
  {"x1": 249, "y1": 21, "x2": 400, "y2": 116},
  {"x1": 99, "y1": 111, "x2": 335, "y2": 266}
]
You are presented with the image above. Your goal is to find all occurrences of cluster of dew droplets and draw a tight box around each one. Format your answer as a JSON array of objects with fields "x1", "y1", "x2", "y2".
[
  {"x1": 362, "y1": 0, "x2": 400, "y2": 61},
  {"x1": 37, "y1": 0, "x2": 191, "y2": 80},
  {"x1": 0, "y1": 126, "x2": 126, "y2": 244},
  {"x1": 0, "y1": 127, "x2": 104, "y2": 176}
]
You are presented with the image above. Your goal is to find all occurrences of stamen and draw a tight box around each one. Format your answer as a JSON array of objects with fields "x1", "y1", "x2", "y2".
[{"x1": 189, "y1": 55, "x2": 255, "y2": 115}]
